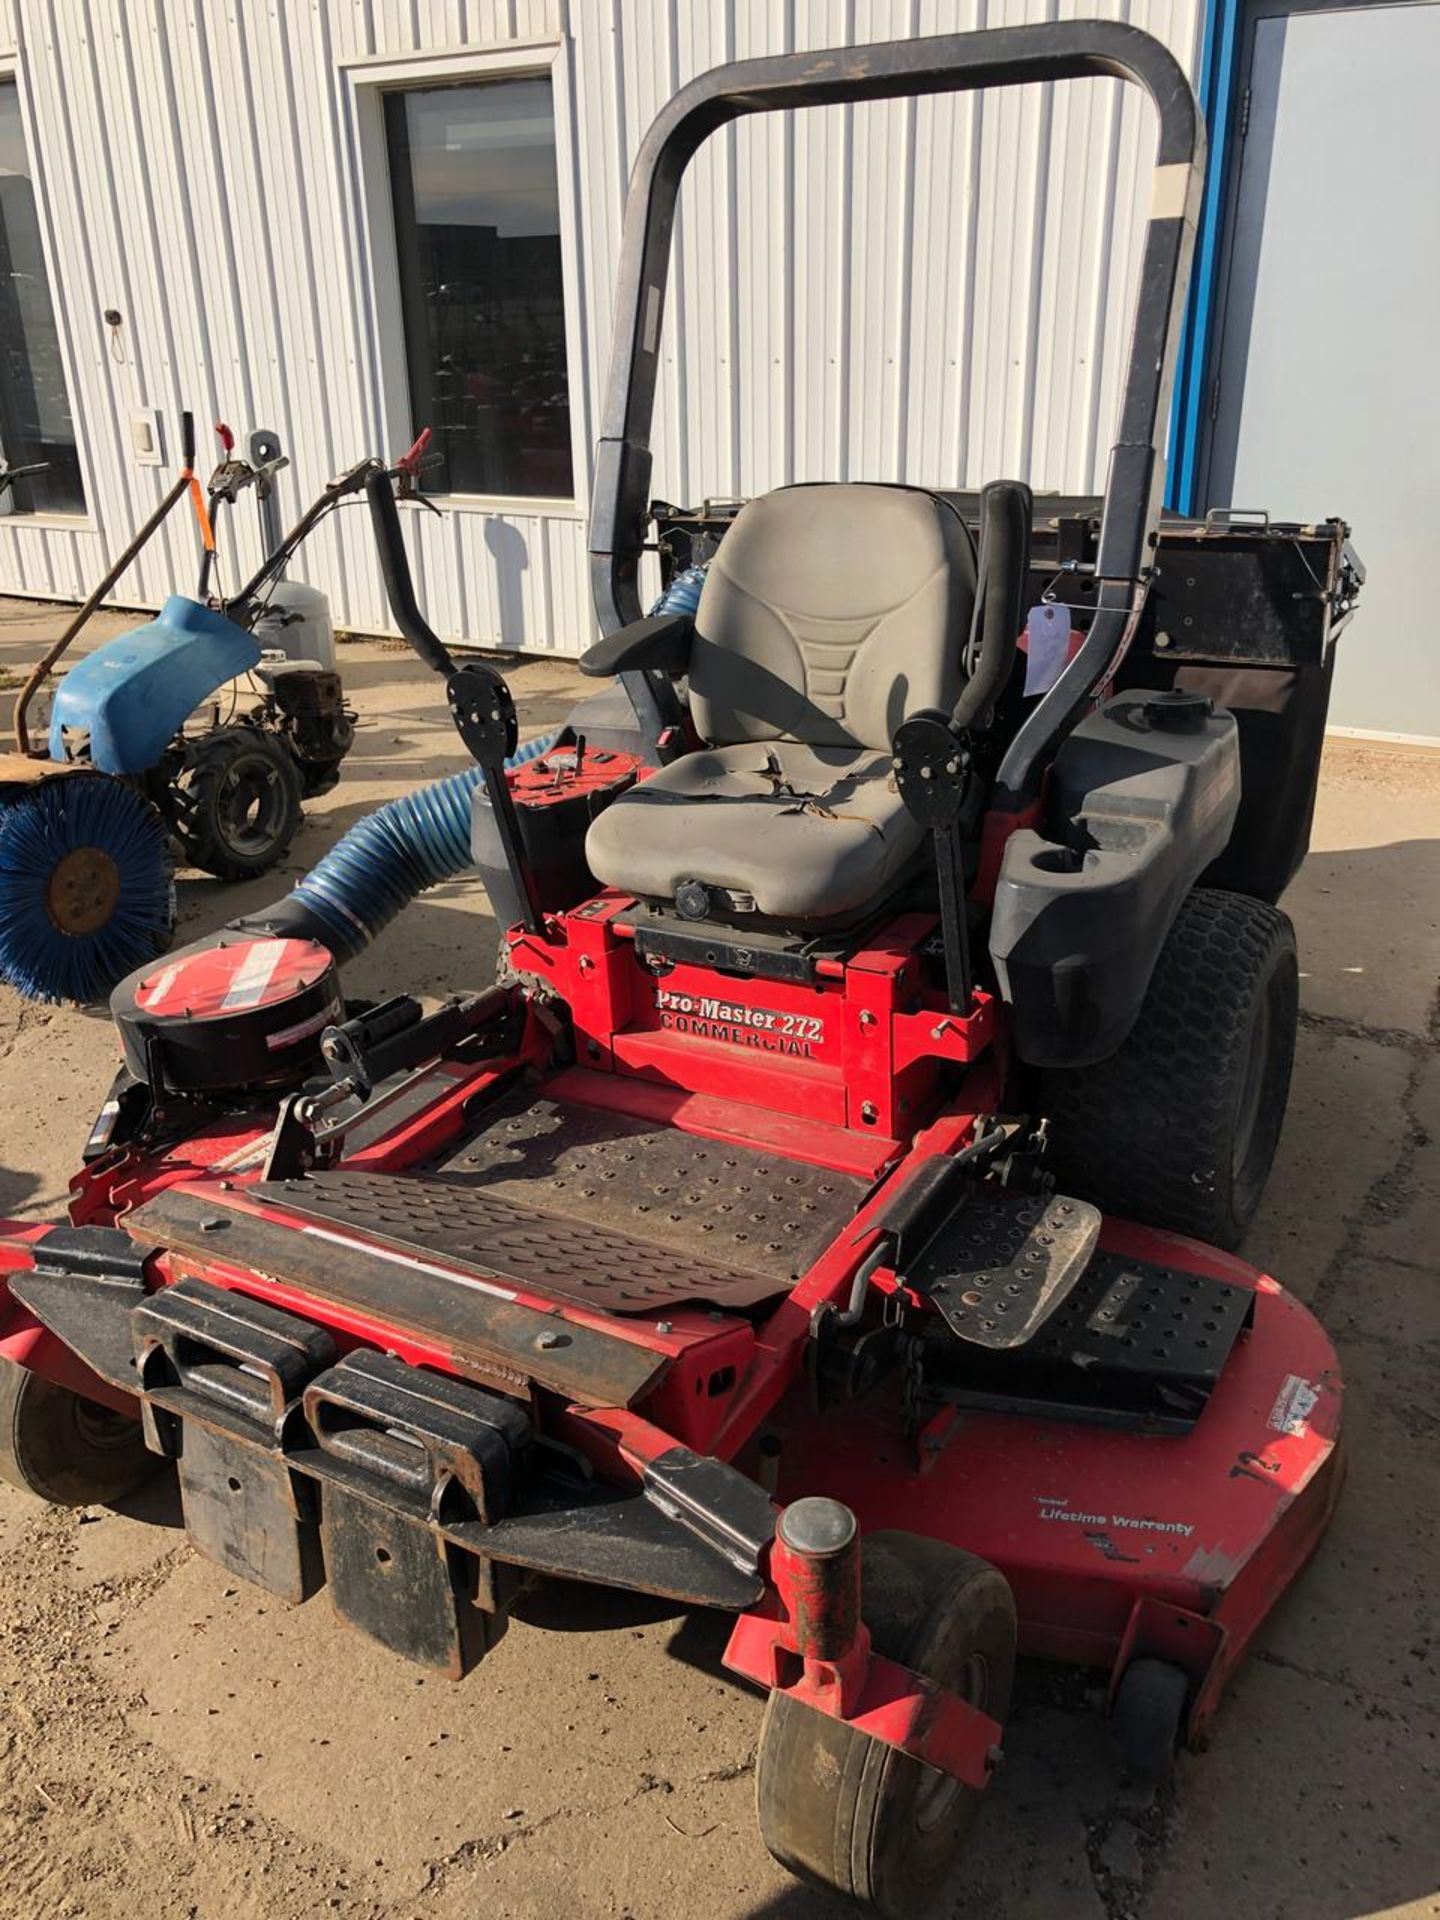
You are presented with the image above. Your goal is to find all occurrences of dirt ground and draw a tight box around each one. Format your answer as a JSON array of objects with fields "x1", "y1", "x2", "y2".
[{"x1": 1, "y1": 597, "x2": 1437, "y2": 1920}]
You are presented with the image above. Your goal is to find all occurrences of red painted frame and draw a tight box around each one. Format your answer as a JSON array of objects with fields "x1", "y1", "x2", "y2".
[{"x1": 0, "y1": 870, "x2": 1344, "y2": 1776}]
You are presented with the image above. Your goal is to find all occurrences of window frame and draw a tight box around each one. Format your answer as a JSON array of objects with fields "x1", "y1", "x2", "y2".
[
  {"x1": 343, "y1": 36, "x2": 588, "y2": 520},
  {"x1": 0, "y1": 53, "x2": 92, "y2": 527}
]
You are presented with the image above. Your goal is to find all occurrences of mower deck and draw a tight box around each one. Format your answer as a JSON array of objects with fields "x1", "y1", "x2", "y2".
[
  {"x1": 1, "y1": 1095, "x2": 1343, "y2": 1740},
  {"x1": 772, "y1": 1224, "x2": 1343, "y2": 1738}
]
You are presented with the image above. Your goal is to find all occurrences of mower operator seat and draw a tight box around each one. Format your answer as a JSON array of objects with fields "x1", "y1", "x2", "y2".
[{"x1": 585, "y1": 483, "x2": 976, "y2": 923}]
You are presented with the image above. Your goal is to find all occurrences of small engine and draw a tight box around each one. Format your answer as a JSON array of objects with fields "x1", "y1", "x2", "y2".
[{"x1": 258, "y1": 665, "x2": 357, "y2": 797}]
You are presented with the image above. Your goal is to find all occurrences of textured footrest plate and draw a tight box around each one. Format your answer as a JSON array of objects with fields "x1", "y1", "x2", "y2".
[
  {"x1": 253, "y1": 1165, "x2": 798, "y2": 1315},
  {"x1": 905, "y1": 1187, "x2": 1102, "y2": 1349},
  {"x1": 921, "y1": 1252, "x2": 1256, "y2": 1431}
]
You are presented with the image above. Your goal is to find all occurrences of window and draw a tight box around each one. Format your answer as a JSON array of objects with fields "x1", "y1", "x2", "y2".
[
  {"x1": 384, "y1": 75, "x2": 572, "y2": 500},
  {"x1": 0, "y1": 80, "x2": 84, "y2": 513}
]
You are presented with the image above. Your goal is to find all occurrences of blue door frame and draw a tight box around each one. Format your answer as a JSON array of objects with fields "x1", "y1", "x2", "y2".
[{"x1": 1165, "y1": 0, "x2": 1244, "y2": 513}]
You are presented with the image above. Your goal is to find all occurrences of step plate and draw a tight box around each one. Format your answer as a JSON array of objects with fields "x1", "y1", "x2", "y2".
[
  {"x1": 436, "y1": 1092, "x2": 865, "y2": 1286},
  {"x1": 905, "y1": 1187, "x2": 1102, "y2": 1349},
  {"x1": 922, "y1": 1252, "x2": 1256, "y2": 1431},
  {"x1": 256, "y1": 1167, "x2": 790, "y2": 1315}
]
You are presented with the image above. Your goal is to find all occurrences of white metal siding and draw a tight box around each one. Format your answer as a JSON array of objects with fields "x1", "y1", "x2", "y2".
[{"x1": 0, "y1": 0, "x2": 1201, "y2": 652}]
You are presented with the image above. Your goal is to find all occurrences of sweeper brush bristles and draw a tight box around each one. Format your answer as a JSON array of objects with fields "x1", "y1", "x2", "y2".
[{"x1": 0, "y1": 775, "x2": 175, "y2": 1005}]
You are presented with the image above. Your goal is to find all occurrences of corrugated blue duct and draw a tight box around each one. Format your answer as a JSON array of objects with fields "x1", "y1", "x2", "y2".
[
  {"x1": 280, "y1": 563, "x2": 708, "y2": 963},
  {"x1": 287, "y1": 731, "x2": 554, "y2": 962}
]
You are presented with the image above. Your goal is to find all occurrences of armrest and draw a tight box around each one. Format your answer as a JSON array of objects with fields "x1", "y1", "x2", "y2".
[{"x1": 579, "y1": 611, "x2": 694, "y2": 679}]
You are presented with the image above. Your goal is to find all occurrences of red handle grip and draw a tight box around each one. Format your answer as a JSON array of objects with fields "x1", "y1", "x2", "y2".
[{"x1": 396, "y1": 426, "x2": 433, "y2": 476}]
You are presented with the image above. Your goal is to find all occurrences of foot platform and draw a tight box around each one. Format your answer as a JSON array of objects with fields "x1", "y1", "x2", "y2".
[{"x1": 903, "y1": 1184, "x2": 1102, "y2": 1350}]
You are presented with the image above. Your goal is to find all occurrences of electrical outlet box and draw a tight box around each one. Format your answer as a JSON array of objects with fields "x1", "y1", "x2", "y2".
[{"x1": 130, "y1": 408, "x2": 163, "y2": 466}]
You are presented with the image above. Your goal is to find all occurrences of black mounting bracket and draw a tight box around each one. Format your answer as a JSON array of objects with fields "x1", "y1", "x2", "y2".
[
  {"x1": 893, "y1": 710, "x2": 975, "y2": 1014},
  {"x1": 447, "y1": 662, "x2": 519, "y2": 766},
  {"x1": 442, "y1": 663, "x2": 543, "y2": 937}
]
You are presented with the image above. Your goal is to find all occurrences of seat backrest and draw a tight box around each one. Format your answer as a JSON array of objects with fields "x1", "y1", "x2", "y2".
[{"x1": 688, "y1": 483, "x2": 976, "y2": 752}]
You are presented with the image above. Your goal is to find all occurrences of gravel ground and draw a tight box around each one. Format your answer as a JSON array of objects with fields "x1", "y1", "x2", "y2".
[{"x1": 1, "y1": 598, "x2": 1437, "y2": 1920}]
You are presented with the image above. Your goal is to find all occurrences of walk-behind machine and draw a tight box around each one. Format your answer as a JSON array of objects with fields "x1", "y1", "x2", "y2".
[
  {"x1": 0, "y1": 417, "x2": 409, "y2": 1003},
  {"x1": 0, "y1": 26, "x2": 1358, "y2": 1913}
]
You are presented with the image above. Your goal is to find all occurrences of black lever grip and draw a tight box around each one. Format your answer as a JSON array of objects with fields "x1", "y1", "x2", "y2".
[{"x1": 365, "y1": 471, "x2": 456, "y2": 678}]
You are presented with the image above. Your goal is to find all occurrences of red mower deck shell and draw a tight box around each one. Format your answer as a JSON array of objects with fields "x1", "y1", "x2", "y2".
[{"x1": 0, "y1": 985, "x2": 1343, "y2": 1748}]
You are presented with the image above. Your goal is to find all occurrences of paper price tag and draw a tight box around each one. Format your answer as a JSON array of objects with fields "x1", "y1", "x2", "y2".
[{"x1": 1023, "y1": 603, "x2": 1071, "y2": 697}]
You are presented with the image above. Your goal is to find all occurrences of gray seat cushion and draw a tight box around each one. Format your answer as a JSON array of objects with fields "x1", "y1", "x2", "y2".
[
  {"x1": 584, "y1": 741, "x2": 923, "y2": 921},
  {"x1": 584, "y1": 483, "x2": 974, "y2": 924},
  {"x1": 689, "y1": 483, "x2": 975, "y2": 751}
]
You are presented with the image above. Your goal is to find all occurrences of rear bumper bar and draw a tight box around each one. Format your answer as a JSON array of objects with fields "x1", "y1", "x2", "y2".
[{"x1": 3, "y1": 1229, "x2": 772, "y2": 1670}]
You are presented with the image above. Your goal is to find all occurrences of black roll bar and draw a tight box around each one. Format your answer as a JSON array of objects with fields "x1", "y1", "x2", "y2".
[{"x1": 586, "y1": 19, "x2": 1204, "y2": 802}]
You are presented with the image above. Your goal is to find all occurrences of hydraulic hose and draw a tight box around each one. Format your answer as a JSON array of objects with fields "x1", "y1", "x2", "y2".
[{"x1": 951, "y1": 480, "x2": 1033, "y2": 734}]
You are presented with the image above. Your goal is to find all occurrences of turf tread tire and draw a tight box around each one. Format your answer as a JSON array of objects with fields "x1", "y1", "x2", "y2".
[{"x1": 1040, "y1": 887, "x2": 1298, "y2": 1249}]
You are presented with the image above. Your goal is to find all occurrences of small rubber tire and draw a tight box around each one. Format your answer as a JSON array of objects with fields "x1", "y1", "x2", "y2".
[
  {"x1": 1040, "y1": 887, "x2": 1298, "y2": 1249},
  {"x1": 755, "y1": 1532, "x2": 1016, "y2": 1918},
  {"x1": 0, "y1": 1357, "x2": 157, "y2": 1507},
  {"x1": 1112, "y1": 1657, "x2": 1190, "y2": 1786},
  {"x1": 174, "y1": 727, "x2": 303, "y2": 881}
]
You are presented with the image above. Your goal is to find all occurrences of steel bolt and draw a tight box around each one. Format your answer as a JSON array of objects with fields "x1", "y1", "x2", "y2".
[
  {"x1": 655, "y1": 1320, "x2": 673, "y2": 1335},
  {"x1": 858, "y1": 1009, "x2": 877, "y2": 1030},
  {"x1": 535, "y1": 1330, "x2": 565, "y2": 1350}
]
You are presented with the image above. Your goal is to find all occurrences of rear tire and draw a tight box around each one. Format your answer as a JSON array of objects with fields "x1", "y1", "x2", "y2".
[
  {"x1": 0, "y1": 1357, "x2": 157, "y2": 1506},
  {"x1": 1040, "y1": 888, "x2": 1298, "y2": 1249},
  {"x1": 755, "y1": 1532, "x2": 1015, "y2": 1917},
  {"x1": 174, "y1": 727, "x2": 302, "y2": 881}
]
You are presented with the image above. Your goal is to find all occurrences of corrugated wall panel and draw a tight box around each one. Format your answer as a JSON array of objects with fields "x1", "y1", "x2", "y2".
[{"x1": 0, "y1": 0, "x2": 1201, "y2": 653}]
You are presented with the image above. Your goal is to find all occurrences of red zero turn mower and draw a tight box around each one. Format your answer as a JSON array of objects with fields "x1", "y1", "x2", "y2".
[{"x1": 0, "y1": 25, "x2": 1359, "y2": 1913}]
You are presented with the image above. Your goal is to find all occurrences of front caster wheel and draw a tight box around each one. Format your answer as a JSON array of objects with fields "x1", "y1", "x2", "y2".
[
  {"x1": 1112, "y1": 1657, "x2": 1190, "y2": 1786},
  {"x1": 0, "y1": 1357, "x2": 158, "y2": 1506},
  {"x1": 755, "y1": 1532, "x2": 1016, "y2": 1918}
]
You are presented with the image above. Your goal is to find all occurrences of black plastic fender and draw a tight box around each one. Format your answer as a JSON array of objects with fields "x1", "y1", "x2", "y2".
[{"x1": 988, "y1": 691, "x2": 1240, "y2": 1068}]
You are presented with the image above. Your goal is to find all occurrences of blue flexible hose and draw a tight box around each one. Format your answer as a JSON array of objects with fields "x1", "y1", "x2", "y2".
[
  {"x1": 651, "y1": 564, "x2": 709, "y2": 619},
  {"x1": 283, "y1": 566, "x2": 711, "y2": 964},
  {"x1": 288, "y1": 731, "x2": 555, "y2": 962}
]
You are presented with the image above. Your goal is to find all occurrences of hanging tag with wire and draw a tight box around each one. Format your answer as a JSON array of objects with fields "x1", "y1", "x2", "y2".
[{"x1": 1022, "y1": 601, "x2": 1071, "y2": 696}]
